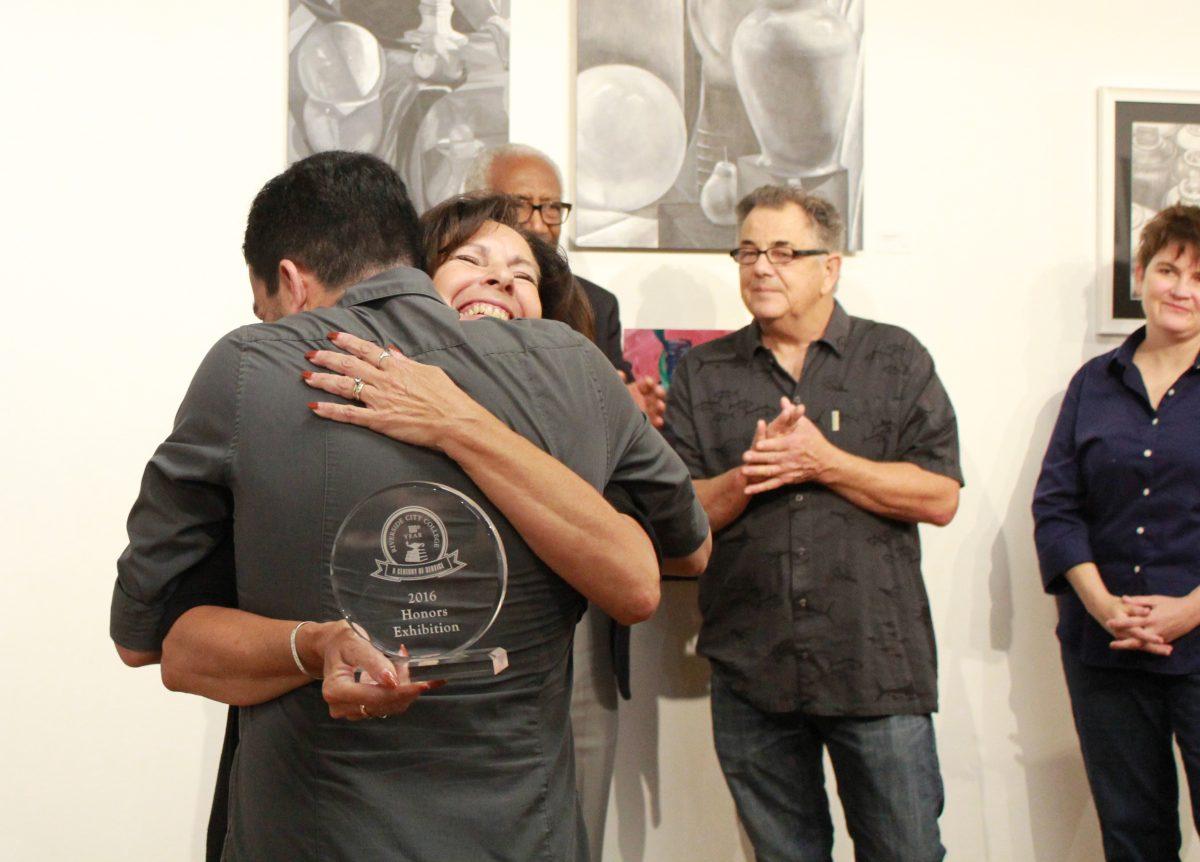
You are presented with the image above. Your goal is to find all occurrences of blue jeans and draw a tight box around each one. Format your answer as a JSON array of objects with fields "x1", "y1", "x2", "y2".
[
  {"x1": 1061, "y1": 645, "x2": 1200, "y2": 862},
  {"x1": 710, "y1": 674, "x2": 944, "y2": 862}
]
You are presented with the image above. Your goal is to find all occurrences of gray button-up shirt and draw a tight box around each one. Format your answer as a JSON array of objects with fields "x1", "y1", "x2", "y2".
[
  {"x1": 665, "y1": 303, "x2": 961, "y2": 716},
  {"x1": 111, "y1": 267, "x2": 708, "y2": 861}
]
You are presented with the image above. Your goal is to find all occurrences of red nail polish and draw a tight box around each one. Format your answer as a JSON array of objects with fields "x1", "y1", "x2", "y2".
[
  {"x1": 307, "y1": 402, "x2": 319, "y2": 410},
  {"x1": 304, "y1": 350, "x2": 316, "y2": 360},
  {"x1": 301, "y1": 370, "x2": 313, "y2": 380},
  {"x1": 327, "y1": 331, "x2": 340, "y2": 341}
]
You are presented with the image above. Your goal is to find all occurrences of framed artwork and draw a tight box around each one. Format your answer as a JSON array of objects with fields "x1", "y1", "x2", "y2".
[
  {"x1": 1097, "y1": 87, "x2": 1200, "y2": 334},
  {"x1": 288, "y1": 1, "x2": 511, "y2": 212},
  {"x1": 624, "y1": 328, "x2": 732, "y2": 388},
  {"x1": 574, "y1": 0, "x2": 863, "y2": 251}
]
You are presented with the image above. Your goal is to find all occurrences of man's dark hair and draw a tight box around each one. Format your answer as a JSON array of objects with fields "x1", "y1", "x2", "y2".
[
  {"x1": 1136, "y1": 204, "x2": 1200, "y2": 272},
  {"x1": 243, "y1": 151, "x2": 424, "y2": 295},
  {"x1": 421, "y1": 193, "x2": 594, "y2": 341},
  {"x1": 735, "y1": 185, "x2": 845, "y2": 252}
]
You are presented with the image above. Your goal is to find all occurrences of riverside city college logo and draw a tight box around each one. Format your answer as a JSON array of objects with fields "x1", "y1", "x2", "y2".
[{"x1": 371, "y1": 505, "x2": 467, "y2": 581}]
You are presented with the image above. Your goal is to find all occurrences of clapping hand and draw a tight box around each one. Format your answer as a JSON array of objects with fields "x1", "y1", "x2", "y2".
[
  {"x1": 740, "y1": 396, "x2": 833, "y2": 494},
  {"x1": 622, "y1": 372, "x2": 667, "y2": 429}
]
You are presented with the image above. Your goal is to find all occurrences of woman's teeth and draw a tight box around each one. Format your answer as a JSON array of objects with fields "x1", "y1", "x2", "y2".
[{"x1": 459, "y1": 302, "x2": 513, "y2": 320}]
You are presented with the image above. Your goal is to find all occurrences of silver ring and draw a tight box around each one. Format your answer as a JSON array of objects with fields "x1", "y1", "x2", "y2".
[
  {"x1": 377, "y1": 350, "x2": 392, "y2": 365},
  {"x1": 359, "y1": 704, "x2": 370, "y2": 718},
  {"x1": 351, "y1": 377, "x2": 365, "y2": 400}
]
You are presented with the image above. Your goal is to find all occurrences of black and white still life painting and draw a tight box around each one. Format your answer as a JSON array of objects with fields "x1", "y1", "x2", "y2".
[
  {"x1": 288, "y1": 0, "x2": 510, "y2": 212},
  {"x1": 1098, "y1": 89, "x2": 1200, "y2": 333},
  {"x1": 574, "y1": 0, "x2": 863, "y2": 251},
  {"x1": 1129, "y1": 121, "x2": 1200, "y2": 294}
]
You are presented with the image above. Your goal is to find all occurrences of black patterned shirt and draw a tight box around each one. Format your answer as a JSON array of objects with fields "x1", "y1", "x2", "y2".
[{"x1": 665, "y1": 303, "x2": 962, "y2": 715}]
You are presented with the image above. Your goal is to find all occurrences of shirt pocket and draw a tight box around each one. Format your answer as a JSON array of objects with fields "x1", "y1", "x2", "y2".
[{"x1": 818, "y1": 394, "x2": 892, "y2": 461}]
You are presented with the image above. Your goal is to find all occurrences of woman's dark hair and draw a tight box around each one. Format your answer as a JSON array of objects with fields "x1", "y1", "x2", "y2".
[
  {"x1": 420, "y1": 193, "x2": 595, "y2": 341},
  {"x1": 1136, "y1": 204, "x2": 1200, "y2": 272}
]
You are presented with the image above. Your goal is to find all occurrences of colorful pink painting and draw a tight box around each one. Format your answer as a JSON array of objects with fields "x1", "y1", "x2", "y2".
[{"x1": 624, "y1": 328, "x2": 731, "y2": 387}]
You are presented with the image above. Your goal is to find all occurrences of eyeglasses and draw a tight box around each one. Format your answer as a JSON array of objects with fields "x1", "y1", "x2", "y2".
[
  {"x1": 728, "y1": 246, "x2": 829, "y2": 266},
  {"x1": 515, "y1": 199, "x2": 573, "y2": 226}
]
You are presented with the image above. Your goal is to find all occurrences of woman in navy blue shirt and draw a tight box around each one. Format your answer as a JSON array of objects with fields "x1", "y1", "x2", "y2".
[{"x1": 1034, "y1": 204, "x2": 1200, "y2": 861}]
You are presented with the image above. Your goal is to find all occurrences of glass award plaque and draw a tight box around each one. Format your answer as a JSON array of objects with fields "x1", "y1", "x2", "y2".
[{"x1": 331, "y1": 481, "x2": 509, "y2": 681}]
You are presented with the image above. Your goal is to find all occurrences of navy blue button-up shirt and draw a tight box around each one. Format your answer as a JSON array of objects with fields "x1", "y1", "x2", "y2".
[{"x1": 1033, "y1": 328, "x2": 1200, "y2": 672}]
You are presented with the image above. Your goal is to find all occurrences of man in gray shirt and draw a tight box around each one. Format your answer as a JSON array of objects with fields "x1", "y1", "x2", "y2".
[
  {"x1": 111, "y1": 152, "x2": 709, "y2": 860},
  {"x1": 665, "y1": 186, "x2": 961, "y2": 862}
]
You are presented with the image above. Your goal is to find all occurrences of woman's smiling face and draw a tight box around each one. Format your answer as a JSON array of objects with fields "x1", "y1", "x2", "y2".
[
  {"x1": 432, "y1": 220, "x2": 543, "y2": 321},
  {"x1": 1138, "y1": 241, "x2": 1200, "y2": 341}
]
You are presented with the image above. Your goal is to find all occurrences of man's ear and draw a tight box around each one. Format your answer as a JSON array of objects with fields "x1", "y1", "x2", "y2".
[
  {"x1": 821, "y1": 252, "x2": 843, "y2": 296},
  {"x1": 276, "y1": 259, "x2": 310, "y2": 315}
]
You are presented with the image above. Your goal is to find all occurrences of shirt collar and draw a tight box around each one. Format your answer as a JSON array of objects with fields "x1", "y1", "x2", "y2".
[
  {"x1": 819, "y1": 302, "x2": 851, "y2": 356},
  {"x1": 740, "y1": 301, "x2": 851, "y2": 360},
  {"x1": 1108, "y1": 325, "x2": 1200, "y2": 376},
  {"x1": 1108, "y1": 326, "x2": 1147, "y2": 373},
  {"x1": 337, "y1": 266, "x2": 444, "y2": 308}
]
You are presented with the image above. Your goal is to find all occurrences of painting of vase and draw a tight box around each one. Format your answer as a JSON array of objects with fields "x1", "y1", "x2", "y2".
[{"x1": 575, "y1": 0, "x2": 864, "y2": 251}]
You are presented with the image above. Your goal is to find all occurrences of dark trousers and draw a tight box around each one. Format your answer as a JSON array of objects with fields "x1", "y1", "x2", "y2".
[
  {"x1": 710, "y1": 673, "x2": 944, "y2": 862},
  {"x1": 1061, "y1": 645, "x2": 1200, "y2": 862}
]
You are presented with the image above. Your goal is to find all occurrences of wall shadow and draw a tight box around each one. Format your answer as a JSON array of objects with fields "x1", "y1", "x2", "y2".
[
  {"x1": 627, "y1": 264, "x2": 724, "y2": 329},
  {"x1": 992, "y1": 391, "x2": 1103, "y2": 861},
  {"x1": 609, "y1": 579, "x2": 719, "y2": 861}
]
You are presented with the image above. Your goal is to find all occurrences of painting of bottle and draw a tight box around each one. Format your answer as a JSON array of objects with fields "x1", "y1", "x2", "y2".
[
  {"x1": 732, "y1": 0, "x2": 857, "y2": 176},
  {"x1": 731, "y1": 0, "x2": 862, "y2": 248},
  {"x1": 1130, "y1": 124, "x2": 1175, "y2": 210}
]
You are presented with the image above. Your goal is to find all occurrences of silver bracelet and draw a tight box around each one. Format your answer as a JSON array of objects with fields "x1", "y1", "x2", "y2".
[{"x1": 290, "y1": 621, "x2": 322, "y2": 679}]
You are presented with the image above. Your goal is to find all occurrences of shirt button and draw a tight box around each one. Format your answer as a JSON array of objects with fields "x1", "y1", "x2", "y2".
[
  {"x1": 793, "y1": 494, "x2": 804, "y2": 503},
  {"x1": 1134, "y1": 565, "x2": 1142, "y2": 573},
  {"x1": 1144, "y1": 449, "x2": 1153, "y2": 458},
  {"x1": 1143, "y1": 487, "x2": 1151, "y2": 496},
  {"x1": 1168, "y1": 388, "x2": 1176, "y2": 397},
  {"x1": 798, "y1": 597, "x2": 808, "y2": 609},
  {"x1": 1137, "y1": 526, "x2": 1145, "y2": 535},
  {"x1": 1152, "y1": 417, "x2": 1160, "y2": 426}
]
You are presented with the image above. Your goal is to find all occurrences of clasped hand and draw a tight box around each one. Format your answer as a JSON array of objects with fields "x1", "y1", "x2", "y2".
[
  {"x1": 740, "y1": 396, "x2": 838, "y2": 495},
  {"x1": 1105, "y1": 593, "x2": 1200, "y2": 656}
]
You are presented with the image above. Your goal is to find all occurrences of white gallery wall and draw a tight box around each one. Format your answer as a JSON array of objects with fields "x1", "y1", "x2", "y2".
[{"x1": 3, "y1": 1, "x2": 1199, "y2": 859}]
